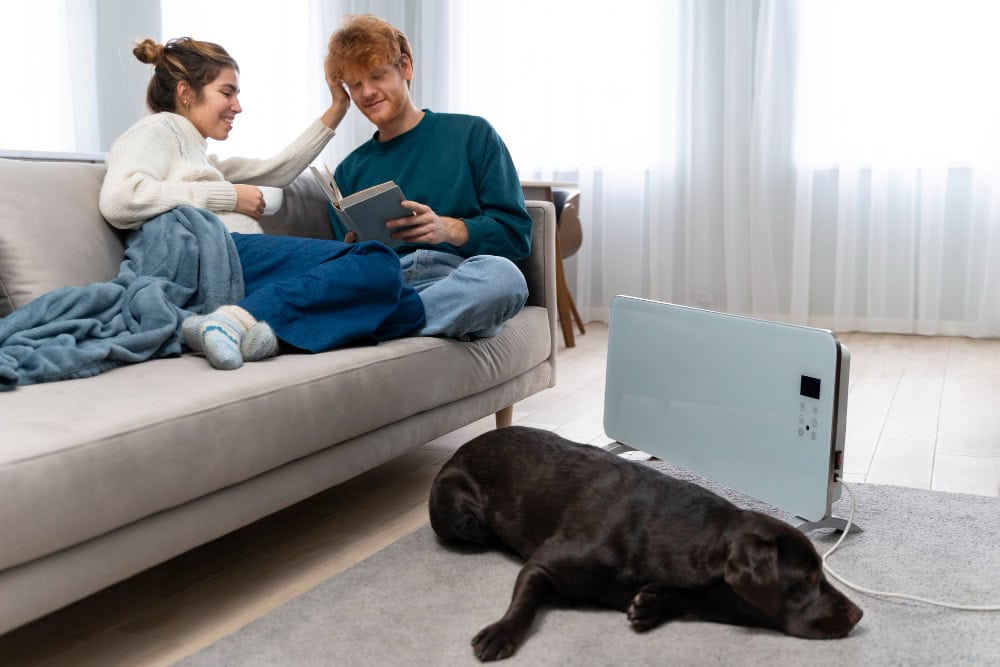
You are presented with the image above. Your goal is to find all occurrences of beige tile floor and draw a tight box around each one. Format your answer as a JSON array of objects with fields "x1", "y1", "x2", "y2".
[{"x1": 0, "y1": 324, "x2": 997, "y2": 666}]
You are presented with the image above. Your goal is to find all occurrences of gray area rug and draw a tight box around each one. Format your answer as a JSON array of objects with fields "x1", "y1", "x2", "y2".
[{"x1": 178, "y1": 461, "x2": 1000, "y2": 666}]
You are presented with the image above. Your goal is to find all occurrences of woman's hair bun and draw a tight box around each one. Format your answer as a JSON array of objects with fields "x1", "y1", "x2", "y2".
[{"x1": 133, "y1": 38, "x2": 163, "y2": 65}]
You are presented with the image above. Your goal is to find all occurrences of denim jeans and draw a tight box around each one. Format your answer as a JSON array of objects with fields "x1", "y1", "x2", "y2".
[{"x1": 400, "y1": 250, "x2": 528, "y2": 339}]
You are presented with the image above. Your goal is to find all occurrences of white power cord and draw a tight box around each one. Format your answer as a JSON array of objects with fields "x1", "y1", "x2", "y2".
[{"x1": 821, "y1": 479, "x2": 1000, "y2": 611}]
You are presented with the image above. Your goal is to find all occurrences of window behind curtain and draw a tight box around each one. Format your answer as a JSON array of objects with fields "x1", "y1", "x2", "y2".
[
  {"x1": 795, "y1": 0, "x2": 1000, "y2": 167},
  {"x1": 160, "y1": 0, "x2": 315, "y2": 159}
]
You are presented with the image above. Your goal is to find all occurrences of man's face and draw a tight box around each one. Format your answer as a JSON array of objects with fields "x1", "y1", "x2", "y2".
[{"x1": 343, "y1": 56, "x2": 413, "y2": 130}]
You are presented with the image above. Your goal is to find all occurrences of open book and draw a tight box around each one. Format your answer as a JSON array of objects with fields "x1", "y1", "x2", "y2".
[{"x1": 309, "y1": 166, "x2": 414, "y2": 248}]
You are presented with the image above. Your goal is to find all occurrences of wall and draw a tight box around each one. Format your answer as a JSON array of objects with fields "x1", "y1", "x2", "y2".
[{"x1": 96, "y1": 0, "x2": 160, "y2": 151}]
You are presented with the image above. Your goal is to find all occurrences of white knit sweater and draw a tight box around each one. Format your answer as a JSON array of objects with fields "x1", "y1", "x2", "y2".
[{"x1": 99, "y1": 113, "x2": 335, "y2": 234}]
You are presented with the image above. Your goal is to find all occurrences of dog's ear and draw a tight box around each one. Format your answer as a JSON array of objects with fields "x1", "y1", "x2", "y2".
[{"x1": 723, "y1": 532, "x2": 782, "y2": 617}]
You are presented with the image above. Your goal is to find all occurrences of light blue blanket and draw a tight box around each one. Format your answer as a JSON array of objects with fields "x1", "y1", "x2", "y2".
[{"x1": 0, "y1": 207, "x2": 244, "y2": 390}]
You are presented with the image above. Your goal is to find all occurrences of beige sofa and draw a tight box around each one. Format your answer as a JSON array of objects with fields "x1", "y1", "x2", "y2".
[{"x1": 0, "y1": 156, "x2": 557, "y2": 634}]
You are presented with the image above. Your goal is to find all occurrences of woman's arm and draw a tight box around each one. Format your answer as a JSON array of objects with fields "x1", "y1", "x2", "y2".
[{"x1": 211, "y1": 78, "x2": 350, "y2": 187}]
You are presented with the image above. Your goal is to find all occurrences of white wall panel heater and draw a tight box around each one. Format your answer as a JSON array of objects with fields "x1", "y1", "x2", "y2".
[{"x1": 604, "y1": 296, "x2": 854, "y2": 531}]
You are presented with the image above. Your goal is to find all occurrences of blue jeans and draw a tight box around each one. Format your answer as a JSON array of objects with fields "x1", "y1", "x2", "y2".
[{"x1": 400, "y1": 250, "x2": 528, "y2": 339}]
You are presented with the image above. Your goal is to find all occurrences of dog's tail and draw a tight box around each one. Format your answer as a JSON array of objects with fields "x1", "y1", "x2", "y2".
[{"x1": 428, "y1": 469, "x2": 499, "y2": 548}]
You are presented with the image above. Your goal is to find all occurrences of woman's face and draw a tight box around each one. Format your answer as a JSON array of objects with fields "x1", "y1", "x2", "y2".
[{"x1": 178, "y1": 67, "x2": 242, "y2": 140}]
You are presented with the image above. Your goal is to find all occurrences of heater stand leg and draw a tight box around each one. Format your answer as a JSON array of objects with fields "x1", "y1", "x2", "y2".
[{"x1": 796, "y1": 516, "x2": 863, "y2": 535}]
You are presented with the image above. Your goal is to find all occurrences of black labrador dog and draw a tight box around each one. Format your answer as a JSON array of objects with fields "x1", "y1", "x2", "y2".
[{"x1": 429, "y1": 426, "x2": 862, "y2": 662}]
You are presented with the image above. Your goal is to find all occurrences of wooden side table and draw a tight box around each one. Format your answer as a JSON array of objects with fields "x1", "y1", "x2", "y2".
[{"x1": 521, "y1": 181, "x2": 586, "y2": 347}]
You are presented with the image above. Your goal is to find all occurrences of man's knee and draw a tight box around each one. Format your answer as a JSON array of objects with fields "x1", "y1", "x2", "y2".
[{"x1": 464, "y1": 255, "x2": 528, "y2": 302}]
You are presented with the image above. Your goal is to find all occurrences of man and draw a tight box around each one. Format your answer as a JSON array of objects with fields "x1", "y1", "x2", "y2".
[{"x1": 325, "y1": 14, "x2": 532, "y2": 340}]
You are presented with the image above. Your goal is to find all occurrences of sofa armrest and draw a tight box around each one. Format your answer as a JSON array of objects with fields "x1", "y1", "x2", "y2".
[
  {"x1": 520, "y1": 200, "x2": 558, "y2": 361},
  {"x1": 520, "y1": 200, "x2": 556, "y2": 305}
]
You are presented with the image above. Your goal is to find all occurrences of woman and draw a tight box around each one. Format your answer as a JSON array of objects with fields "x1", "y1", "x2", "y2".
[{"x1": 100, "y1": 37, "x2": 424, "y2": 369}]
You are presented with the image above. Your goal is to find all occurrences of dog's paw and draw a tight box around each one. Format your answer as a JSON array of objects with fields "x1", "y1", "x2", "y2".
[
  {"x1": 627, "y1": 590, "x2": 667, "y2": 632},
  {"x1": 472, "y1": 621, "x2": 520, "y2": 662}
]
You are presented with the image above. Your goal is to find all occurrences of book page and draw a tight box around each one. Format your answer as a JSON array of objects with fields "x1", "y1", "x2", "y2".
[
  {"x1": 309, "y1": 166, "x2": 341, "y2": 208},
  {"x1": 341, "y1": 181, "x2": 399, "y2": 208}
]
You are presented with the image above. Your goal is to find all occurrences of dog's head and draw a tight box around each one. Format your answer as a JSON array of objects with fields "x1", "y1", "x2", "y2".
[{"x1": 723, "y1": 513, "x2": 862, "y2": 639}]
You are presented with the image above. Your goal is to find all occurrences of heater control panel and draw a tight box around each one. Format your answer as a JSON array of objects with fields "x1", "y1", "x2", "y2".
[{"x1": 799, "y1": 375, "x2": 821, "y2": 441}]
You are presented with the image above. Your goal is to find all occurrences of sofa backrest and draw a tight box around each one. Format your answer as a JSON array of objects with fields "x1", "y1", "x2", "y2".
[
  {"x1": 0, "y1": 158, "x2": 125, "y2": 317},
  {"x1": 0, "y1": 159, "x2": 334, "y2": 318},
  {"x1": 258, "y1": 171, "x2": 335, "y2": 240},
  {"x1": 0, "y1": 157, "x2": 556, "y2": 320}
]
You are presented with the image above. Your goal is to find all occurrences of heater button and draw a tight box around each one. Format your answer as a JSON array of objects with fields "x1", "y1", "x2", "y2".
[{"x1": 798, "y1": 385, "x2": 821, "y2": 441}]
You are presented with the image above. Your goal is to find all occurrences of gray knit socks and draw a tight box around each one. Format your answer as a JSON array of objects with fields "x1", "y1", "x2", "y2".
[{"x1": 181, "y1": 305, "x2": 279, "y2": 370}]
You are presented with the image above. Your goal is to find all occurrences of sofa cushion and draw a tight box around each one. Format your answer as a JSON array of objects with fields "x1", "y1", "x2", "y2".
[
  {"x1": 0, "y1": 305, "x2": 551, "y2": 571},
  {"x1": 0, "y1": 159, "x2": 124, "y2": 317}
]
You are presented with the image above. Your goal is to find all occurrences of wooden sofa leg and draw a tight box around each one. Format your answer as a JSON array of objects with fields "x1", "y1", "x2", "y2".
[{"x1": 495, "y1": 405, "x2": 514, "y2": 429}]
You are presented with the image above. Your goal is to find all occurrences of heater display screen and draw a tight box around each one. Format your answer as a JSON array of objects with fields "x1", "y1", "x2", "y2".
[{"x1": 800, "y1": 375, "x2": 821, "y2": 400}]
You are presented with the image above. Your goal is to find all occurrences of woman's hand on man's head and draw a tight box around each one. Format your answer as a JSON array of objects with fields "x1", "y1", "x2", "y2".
[{"x1": 321, "y1": 70, "x2": 351, "y2": 130}]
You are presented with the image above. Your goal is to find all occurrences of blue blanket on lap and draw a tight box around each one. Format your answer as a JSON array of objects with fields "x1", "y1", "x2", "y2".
[{"x1": 0, "y1": 207, "x2": 244, "y2": 391}]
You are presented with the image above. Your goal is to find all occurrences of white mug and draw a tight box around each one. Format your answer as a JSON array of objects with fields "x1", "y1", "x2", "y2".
[{"x1": 257, "y1": 186, "x2": 284, "y2": 216}]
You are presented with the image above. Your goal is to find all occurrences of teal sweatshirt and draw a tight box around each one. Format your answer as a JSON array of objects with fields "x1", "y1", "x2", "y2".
[{"x1": 334, "y1": 110, "x2": 532, "y2": 261}]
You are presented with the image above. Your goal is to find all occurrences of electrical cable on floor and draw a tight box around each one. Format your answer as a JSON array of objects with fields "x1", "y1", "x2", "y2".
[{"x1": 822, "y1": 478, "x2": 1000, "y2": 611}]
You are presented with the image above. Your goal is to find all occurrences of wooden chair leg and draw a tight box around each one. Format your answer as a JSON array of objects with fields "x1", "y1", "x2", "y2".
[
  {"x1": 567, "y1": 286, "x2": 586, "y2": 335},
  {"x1": 554, "y1": 239, "x2": 576, "y2": 348},
  {"x1": 495, "y1": 405, "x2": 514, "y2": 428}
]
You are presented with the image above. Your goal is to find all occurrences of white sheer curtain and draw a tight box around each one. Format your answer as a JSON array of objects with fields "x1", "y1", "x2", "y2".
[
  {"x1": 0, "y1": 0, "x2": 100, "y2": 153},
  {"x1": 448, "y1": 0, "x2": 1000, "y2": 336},
  {"x1": 790, "y1": 0, "x2": 1000, "y2": 336}
]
